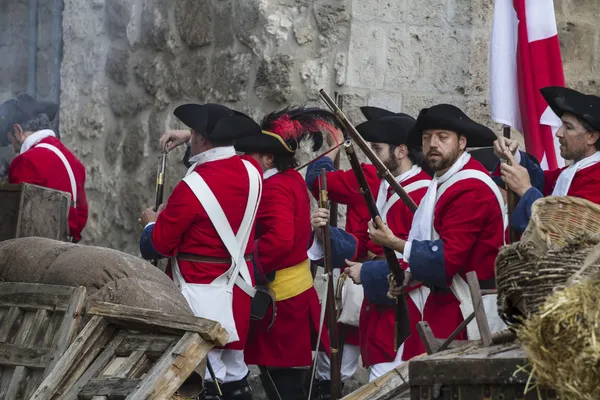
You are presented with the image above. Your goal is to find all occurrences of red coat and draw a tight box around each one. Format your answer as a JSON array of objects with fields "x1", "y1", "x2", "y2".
[
  {"x1": 245, "y1": 168, "x2": 330, "y2": 368},
  {"x1": 419, "y1": 157, "x2": 504, "y2": 342},
  {"x1": 359, "y1": 168, "x2": 431, "y2": 366},
  {"x1": 543, "y1": 162, "x2": 600, "y2": 201},
  {"x1": 152, "y1": 155, "x2": 261, "y2": 350},
  {"x1": 9, "y1": 136, "x2": 88, "y2": 241}
]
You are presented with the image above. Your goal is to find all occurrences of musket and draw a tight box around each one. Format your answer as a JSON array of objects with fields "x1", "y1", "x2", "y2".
[
  {"x1": 151, "y1": 147, "x2": 168, "y2": 267},
  {"x1": 320, "y1": 168, "x2": 342, "y2": 400},
  {"x1": 330, "y1": 92, "x2": 343, "y2": 228},
  {"x1": 295, "y1": 141, "x2": 345, "y2": 171},
  {"x1": 319, "y1": 89, "x2": 418, "y2": 213},
  {"x1": 503, "y1": 125, "x2": 519, "y2": 243},
  {"x1": 343, "y1": 141, "x2": 411, "y2": 351}
]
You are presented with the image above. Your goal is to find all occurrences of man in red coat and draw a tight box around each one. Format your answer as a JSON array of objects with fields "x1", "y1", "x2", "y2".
[
  {"x1": 307, "y1": 112, "x2": 432, "y2": 384},
  {"x1": 0, "y1": 94, "x2": 88, "y2": 242},
  {"x1": 494, "y1": 86, "x2": 600, "y2": 231},
  {"x1": 140, "y1": 104, "x2": 263, "y2": 400},
  {"x1": 234, "y1": 107, "x2": 333, "y2": 400},
  {"x1": 370, "y1": 104, "x2": 506, "y2": 345}
]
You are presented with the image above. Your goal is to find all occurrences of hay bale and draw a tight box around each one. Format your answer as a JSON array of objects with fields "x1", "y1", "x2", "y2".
[
  {"x1": 0, "y1": 237, "x2": 192, "y2": 315},
  {"x1": 517, "y1": 273, "x2": 600, "y2": 400},
  {"x1": 496, "y1": 234, "x2": 600, "y2": 327}
]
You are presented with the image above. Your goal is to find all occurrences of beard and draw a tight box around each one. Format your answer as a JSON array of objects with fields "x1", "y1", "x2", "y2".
[
  {"x1": 426, "y1": 145, "x2": 460, "y2": 173},
  {"x1": 382, "y1": 145, "x2": 400, "y2": 172}
]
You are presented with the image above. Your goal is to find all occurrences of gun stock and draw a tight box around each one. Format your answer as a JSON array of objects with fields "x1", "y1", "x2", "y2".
[
  {"x1": 343, "y1": 142, "x2": 411, "y2": 350},
  {"x1": 319, "y1": 89, "x2": 418, "y2": 214},
  {"x1": 152, "y1": 150, "x2": 168, "y2": 267}
]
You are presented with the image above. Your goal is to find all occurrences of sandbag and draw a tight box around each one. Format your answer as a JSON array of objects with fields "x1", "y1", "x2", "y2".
[{"x1": 0, "y1": 237, "x2": 192, "y2": 315}]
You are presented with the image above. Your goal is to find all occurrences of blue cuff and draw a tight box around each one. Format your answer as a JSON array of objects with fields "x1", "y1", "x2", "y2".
[
  {"x1": 408, "y1": 239, "x2": 447, "y2": 288},
  {"x1": 311, "y1": 227, "x2": 358, "y2": 270},
  {"x1": 140, "y1": 223, "x2": 161, "y2": 260},
  {"x1": 306, "y1": 156, "x2": 336, "y2": 189},
  {"x1": 361, "y1": 260, "x2": 395, "y2": 306},
  {"x1": 520, "y1": 151, "x2": 545, "y2": 191},
  {"x1": 510, "y1": 186, "x2": 543, "y2": 233}
]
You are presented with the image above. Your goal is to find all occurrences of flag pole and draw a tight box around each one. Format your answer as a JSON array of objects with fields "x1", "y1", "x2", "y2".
[{"x1": 503, "y1": 125, "x2": 519, "y2": 243}]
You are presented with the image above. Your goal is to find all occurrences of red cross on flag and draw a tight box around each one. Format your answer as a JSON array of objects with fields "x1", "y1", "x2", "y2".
[{"x1": 490, "y1": 0, "x2": 566, "y2": 169}]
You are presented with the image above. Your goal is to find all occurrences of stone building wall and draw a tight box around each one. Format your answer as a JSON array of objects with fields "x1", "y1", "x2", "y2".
[{"x1": 53, "y1": 0, "x2": 600, "y2": 253}]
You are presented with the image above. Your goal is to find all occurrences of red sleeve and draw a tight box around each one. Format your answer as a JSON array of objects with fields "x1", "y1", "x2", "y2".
[
  {"x1": 311, "y1": 164, "x2": 379, "y2": 206},
  {"x1": 73, "y1": 179, "x2": 89, "y2": 239},
  {"x1": 436, "y1": 184, "x2": 497, "y2": 282},
  {"x1": 254, "y1": 184, "x2": 295, "y2": 274},
  {"x1": 8, "y1": 156, "x2": 44, "y2": 186},
  {"x1": 152, "y1": 182, "x2": 201, "y2": 257},
  {"x1": 542, "y1": 168, "x2": 563, "y2": 196}
]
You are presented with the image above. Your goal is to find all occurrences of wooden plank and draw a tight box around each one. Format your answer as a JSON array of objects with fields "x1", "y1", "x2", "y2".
[
  {"x1": 79, "y1": 378, "x2": 141, "y2": 399},
  {"x1": 126, "y1": 332, "x2": 213, "y2": 399},
  {"x1": 416, "y1": 322, "x2": 439, "y2": 355},
  {"x1": 31, "y1": 316, "x2": 114, "y2": 399},
  {"x1": 0, "y1": 185, "x2": 20, "y2": 242},
  {"x1": 88, "y1": 302, "x2": 228, "y2": 347},
  {"x1": 0, "y1": 307, "x2": 23, "y2": 343},
  {"x1": 26, "y1": 309, "x2": 51, "y2": 347},
  {"x1": 13, "y1": 310, "x2": 36, "y2": 346},
  {"x1": 436, "y1": 312, "x2": 476, "y2": 353},
  {"x1": 0, "y1": 342, "x2": 51, "y2": 368},
  {"x1": 61, "y1": 333, "x2": 126, "y2": 400},
  {"x1": 115, "y1": 333, "x2": 176, "y2": 359},
  {"x1": 4, "y1": 366, "x2": 28, "y2": 400},
  {"x1": 16, "y1": 183, "x2": 70, "y2": 241},
  {"x1": 0, "y1": 283, "x2": 76, "y2": 312},
  {"x1": 466, "y1": 271, "x2": 492, "y2": 347},
  {"x1": 114, "y1": 350, "x2": 149, "y2": 378},
  {"x1": 44, "y1": 286, "x2": 86, "y2": 376},
  {"x1": 42, "y1": 312, "x2": 64, "y2": 348}
]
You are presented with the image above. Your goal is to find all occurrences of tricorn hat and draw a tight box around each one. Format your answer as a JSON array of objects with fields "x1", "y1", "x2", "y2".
[
  {"x1": 360, "y1": 106, "x2": 397, "y2": 121},
  {"x1": 407, "y1": 104, "x2": 497, "y2": 148},
  {"x1": 356, "y1": 114, "x2": 416, "y2": 146},
  {"x1": 0, "y1": 94, "x2": 59, "y2": 147},
  {"x1": 540, "y1": 86, "x2": 600, "y2": 132},
  {"x1": 174, "y1": 103, "x2": 257, "y2": 141}
]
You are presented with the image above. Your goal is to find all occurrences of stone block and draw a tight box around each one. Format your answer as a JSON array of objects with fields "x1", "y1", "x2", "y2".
[
  {"x1": 314, "y1": 0, "x2": 350, "y2": 46},
  {"x1": 175, "y1": 0, "x2": 213, "y2": 48},
  {"x1": 121, "y1": 117, "x2": 146, "y2": 173},
  {"x1": 170, "y1": 51, "x2": 209, "y2": 100},
  {"x1": 105, "y1": 40, "x2": 131, "y2": 86},
  {"x1": 300, "y1": 58, "x2": 331, "y2": 100},
  {"x1": 336, "y1": 92, "x2": 369, "y2": 126},
  {"x1": 141, "y1": 0, "x2": 178, "y2": 52},
  {"x1": 351, "y1": 0, "x2": 405, "y2": 23},
  {"x1": 212, "y1": 51, "x2": 252, "y2": 102},
  {"x1": 105, "y1": 0, "x2": 132, "y2": 40},
  {"x1": 133, "y1": 53, "x2": 177, "y2": 99},
  {"x1": 555, "y1": 0, "x2": 600, "y2": 24},
  {"x1": 559, "y1": 21, "x2": 599, "y2": 78},
  {"x1": 116, "y1": 179, "x2": 149, "y2": 233},
  {"x1": 447, "y1": 0, "x2": 492, "y2": 28},
  {"x1": 406, "y1": 0, "x2": 445, "y2": 27},
  {"x1": 108, "y1": 81, "x2": 154, "y2": 117},
  {"x1": 367, "y1": 91, "x2": 403, "y2": 114},
  {"x1": 104, "y1": 124, "x2": 122, "y2": 166},
  {"x1": 385, "y1": 26, "x2": 472, "y2": 95},
  {"x1": 567, "y1": 78, "x2": 600, "y2": 97},
  {"x1": 255, "y1": 55, "x2": 294, "y2": 103},
  {"x1": 294, "y1": 10, "x2": 315, "y2": 45},
  {"x1": 233, "y1": 0, "x2": 261, "y2": 47},
  {"x1": 334, "y1": 52, "x2": 346, "y2": 86},
  {"x1": 147, "y1": 107, "x2": 179, "y2": 152},
  {"x1": 214, "y1": 2, "x2": 234, "y2": 48},
  {"x1": 346, "y1": 23, "x2": 387, "y2": 89}
]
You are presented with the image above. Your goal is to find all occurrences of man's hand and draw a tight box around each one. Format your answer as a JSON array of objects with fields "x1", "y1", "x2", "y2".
[
  {"x1": 310, "y1": 208, "x2": 329, "y2": 241},
  {"x1": 387, "y1": 270, "x2": 414, "y2": 298},
  {"x1": 493, "y1": 136, "x2": 519, "y2": 160},
  {"x1": 159, "y1": 130, "x2": 192, "y2": 152},
  {"x1": 344, "y1": 259, "x2": 363, "y2": 284},
  {"x1": 368, "y1": 216, "x2": 405, "y2": 252},
  {"x1": 140, "y1": 204, "x2": 165, "y2": 226},
  {"x1": 325, "y1": 127, "x2": 344, "y2": 148},
  {"x1": 500, "y1": 151, "x2": 532, "y2": 197}
]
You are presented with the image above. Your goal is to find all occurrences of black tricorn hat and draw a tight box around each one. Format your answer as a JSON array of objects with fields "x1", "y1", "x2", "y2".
[
  {"x1": 540, "y1": 86, "x2": 600, "y2": 132},
  {"x1": 356, "y1": 114, "x2": 416, "y2": 146},
  {"x1": 0, "y1": 94, "x2": 59, "y2": 147},
  {"x1": 234, "y1": 130, "x2": 297, "y2": 156},
  {"x1": 408, "y1": 104, "x2": 497, "y2": 148},
  {"x1": 174, "y1": 103, "x2": 256, "y2": 141},
  {"x1": 360, "y1": 106, "x2": 397, "y2": 121}
]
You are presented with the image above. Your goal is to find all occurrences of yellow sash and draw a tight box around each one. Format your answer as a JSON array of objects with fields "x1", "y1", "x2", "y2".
[{"x1": 268, "y1": 259, "x2": 313, "y2": 301}]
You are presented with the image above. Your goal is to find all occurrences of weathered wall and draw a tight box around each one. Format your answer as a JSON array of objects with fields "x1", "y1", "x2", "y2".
[{"x1": 55, "y1": 0, "x2": 600, "y2": 252}]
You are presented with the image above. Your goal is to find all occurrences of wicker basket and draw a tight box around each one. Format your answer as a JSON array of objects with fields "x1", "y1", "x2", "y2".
[
  {"x1": 496, "y1": 234, "x2": 600, "y2": 327},
  {"x1": 522, "y1": 196, "x2": 600, "y2": 250}
]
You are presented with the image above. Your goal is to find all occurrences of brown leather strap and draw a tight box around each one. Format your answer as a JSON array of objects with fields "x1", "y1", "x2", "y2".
[{"x1": 177, "y1": 252, "x2": 251, "y2": 264}]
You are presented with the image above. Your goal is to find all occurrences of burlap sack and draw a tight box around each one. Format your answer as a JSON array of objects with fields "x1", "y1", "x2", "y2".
[{"x1": 0, "y1": 237, "x2": 192, "y2": 315}]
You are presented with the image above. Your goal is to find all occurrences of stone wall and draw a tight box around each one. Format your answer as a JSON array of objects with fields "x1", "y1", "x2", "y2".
[{"x1": 58, "y1": 0, "x2": 600, "y2": 253}]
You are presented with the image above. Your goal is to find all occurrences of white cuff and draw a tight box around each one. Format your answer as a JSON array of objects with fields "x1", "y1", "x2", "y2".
[
  {"x1": 307, "y1": 237, "x2": 325, "y2": 261},
  {"x1": 515, "y1": 150, "x2": 522, "y2": 164},
  {"x1": 144, "y1": 222, "x2": 156, "y2": 229},
  {"x1": 402, "y1": 240, "x2": 413, "y2": 263}
]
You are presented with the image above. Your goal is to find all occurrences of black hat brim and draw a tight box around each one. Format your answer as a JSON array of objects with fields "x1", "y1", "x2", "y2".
[
  {"x1": 210, "y1": 116, "x2": 262, "y2": 142},
  {"x1": 356, "y1": 115, "x2": 415, "y2": 146},
  {"x1": 541, "y1": 86, "x2": 600, "y2": 132},
  {"x1": 234, "y1": 132, "x2": 294, "y2": 156},
  {"x1": 408, "y1": 105, "x2": 497, "y2": 148},
  {"x1": 360, "y1": 106, "x2": 397, "y2": 121},
  {"x1": 174, "y1": 103, "x2": 236, "y2": 137}
]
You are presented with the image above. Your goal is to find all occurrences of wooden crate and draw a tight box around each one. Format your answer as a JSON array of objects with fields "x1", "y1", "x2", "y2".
[
  {"x1": 0, "y1": 282, "x2": 87, "y2": 400},
  {"x1": 409, "y1": 343, "x2": 559, "y2": 400},
  {"x1": 31, "y1": 302, "x2": 229, "y2": 400},
  {"x1": 0, "y1": 183, "x2": 70, "y2": 243}
]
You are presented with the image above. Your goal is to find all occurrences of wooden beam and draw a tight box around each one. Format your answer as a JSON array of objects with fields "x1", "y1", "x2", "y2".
[
  {"x1": 416, "y1": 321, "x2": 439, "y2": 355},
  {"x1": 0, "y1": 282, "x2": 77, "y2": 312},
  {"x1": 88, "y1": 302, "x2": 229, "y2": 347},
  {"x1": 79, "y1": 378, "x2": 140, "y2": 399},
  {"x1": 466, "y1": 271, "x2": 492, "y2": 347},
  {"x1": 0, "y1": 343, "x2": 51, "y2": 369}
]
